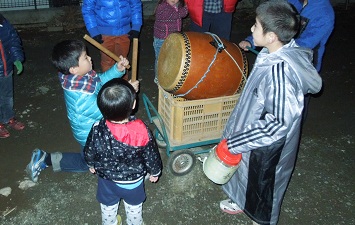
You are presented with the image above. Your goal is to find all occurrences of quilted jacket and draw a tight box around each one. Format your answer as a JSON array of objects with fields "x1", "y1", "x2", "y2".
[
  {"x1": 59, "y1": 65, "x2": 125, "y2": 146},
  {"x1": 0, "y1": 14, "x2": 24, "y2": 77},
  {"x1": 82, "y1": 0, "x2": 143, "y2": 38}
]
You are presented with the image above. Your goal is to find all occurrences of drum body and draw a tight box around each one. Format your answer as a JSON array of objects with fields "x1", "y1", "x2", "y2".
[{"x1": 158, "y1": 32, "x2": 248, "y2": 100}]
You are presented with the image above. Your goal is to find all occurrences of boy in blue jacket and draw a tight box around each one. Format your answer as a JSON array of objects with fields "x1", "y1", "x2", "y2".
[
  {"x1": 26, "y1": 40, "x2": 139, "y2": 182},
  {"x1": 0, "y1": 13, "x2": 25, "y2": 138}
]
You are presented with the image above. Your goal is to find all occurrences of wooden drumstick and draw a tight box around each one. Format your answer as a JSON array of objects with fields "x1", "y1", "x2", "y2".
[
  {"x1": 83, "y1": 34, "x2": 130, "y2": 69},
  {"x1": 131, "y1": 38, "x2": 139, "y2": 82}
]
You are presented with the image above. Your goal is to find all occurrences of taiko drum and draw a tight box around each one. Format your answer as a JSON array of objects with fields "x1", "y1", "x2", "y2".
[{"x1": 157, "y1": 32, "x2": 248, "y2": 100}]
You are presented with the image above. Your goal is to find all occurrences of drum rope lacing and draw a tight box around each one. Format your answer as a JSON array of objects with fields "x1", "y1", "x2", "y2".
[{"x1": 174, "y1": 32, "x2": 245, "y2": 98}]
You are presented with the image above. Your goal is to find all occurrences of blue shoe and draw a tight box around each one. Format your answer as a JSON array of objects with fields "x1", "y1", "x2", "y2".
[{"x1": 26, "y1": 149, "x2": 48, "y2": 182}]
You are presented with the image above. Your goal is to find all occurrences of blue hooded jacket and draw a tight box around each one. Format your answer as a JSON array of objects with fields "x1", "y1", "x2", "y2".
[
  {"x1": 0, "y1": 14, "x2": 24, "y2": 77},
  {"x1": 246, "y1": 0, "x2": 335, "y2": 72},
  {"x1": 60, "y1": 65, "x2": 125, "y2": 146}
]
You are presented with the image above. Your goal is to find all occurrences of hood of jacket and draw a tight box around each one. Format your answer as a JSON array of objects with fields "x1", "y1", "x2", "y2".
[{"x1": 256, "y1": 39, "x2": 322, "y2": 95}]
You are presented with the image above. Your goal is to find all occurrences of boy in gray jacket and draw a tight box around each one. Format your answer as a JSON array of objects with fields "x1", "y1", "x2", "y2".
[{"x1": 218, "y1": 1, "x2": 322, "y2": 224}]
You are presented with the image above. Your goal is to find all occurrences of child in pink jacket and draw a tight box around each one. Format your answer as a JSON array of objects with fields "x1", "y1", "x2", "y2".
[{"x1": 153, "y1": 0, "x2": 188, "y2": 83}]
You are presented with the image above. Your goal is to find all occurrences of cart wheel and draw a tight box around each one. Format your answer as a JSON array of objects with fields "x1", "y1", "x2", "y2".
[
  {"x1": 154, "y1": 129, "x2": 167, "y2": 148},
  {"x1": 167, "y1": 150, "x2": 196, "y2": 176}
]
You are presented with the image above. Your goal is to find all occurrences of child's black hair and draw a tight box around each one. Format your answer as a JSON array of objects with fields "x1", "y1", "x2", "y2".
[
  {"x1": 97, "y1": 78, "x2": 136, "y2": 121},
  {"x1": 256, "y1": 0, "x2": 300, "y2": 44},
  {"x1": 51, "y1": 40, "x2": 86, "y2": 75}
]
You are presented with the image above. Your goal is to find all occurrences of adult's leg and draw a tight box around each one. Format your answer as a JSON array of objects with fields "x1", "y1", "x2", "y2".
[
  {"x1": 210, "y1": 11, "x2": 233, "y2": 41},
  {"x1": 101, "y1": 35, "x2": 117, "y2": 72},
  {"x1": 113, "y1": 35, "x2": 130, "y2": 58},
  {"x1": 0, "y1": 73, "x2": 15, "y2": 123},
  {"x1": 113, "y1": 35, "x2": 131, "y2": 80},
  {"x1": 301, "y1": 94, "x2": 311, "y2": 124}
]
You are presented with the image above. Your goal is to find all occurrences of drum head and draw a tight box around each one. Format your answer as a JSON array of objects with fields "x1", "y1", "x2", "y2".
[{"x1": 157, "y1": 33, "x2": 185, "y2": 91}]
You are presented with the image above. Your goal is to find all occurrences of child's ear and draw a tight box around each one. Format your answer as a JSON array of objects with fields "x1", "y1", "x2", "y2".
[
  {"x1": 268, "y1": 32, "x2": 278, "y2": 43},
  {"x1": 69, "y1": 66, "x2": 77, "y2": 75}
]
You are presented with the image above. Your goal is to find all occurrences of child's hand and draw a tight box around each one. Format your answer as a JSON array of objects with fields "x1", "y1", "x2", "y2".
[
  {"x1": 149, "y1": 175, "x2": 159, "y2": 183},
  {"x1": 117, "y1": 56, "x2": 129, "y2": 71},
  {"x1": 89, "y1": 167, "x2": 96, "y2": 174},
  {"x1": 239, "y1": 41, "x2": 252, "y2": 51},
  {"x1": 14, "y1": 60, "x2": 23, "y2": 75},
  {"x1": 129, "y1": 80, "x2": 140, "y2": 92}
]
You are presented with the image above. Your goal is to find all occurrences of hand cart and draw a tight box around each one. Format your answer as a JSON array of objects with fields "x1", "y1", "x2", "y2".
[{"x1": 142, "y1": 86, "x2": 240, "y2": 176}]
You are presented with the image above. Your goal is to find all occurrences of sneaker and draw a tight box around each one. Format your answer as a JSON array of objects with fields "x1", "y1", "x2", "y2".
[
  {"x1": 0, "y1": 124, "x2": 10, "y2": 138},
  {"x1": 26, "y1": 149, "x2": 48, "y2": 182},
  {"x1": 7, "y1": 118, "x2": 25, "y2": 130},
  {"x1": 220, "y1": 199, "x2": 243, "y2": 215}
]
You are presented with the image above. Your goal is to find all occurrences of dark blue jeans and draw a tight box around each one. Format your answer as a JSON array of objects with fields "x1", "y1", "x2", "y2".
[
  {"x1": 0, "y1": 73, "x2": 15, "y2": 124},
  {"x1": 189, "y1": 11, "x2": 233, "y2": 41},
  {"x1": 153, "y1": 37, "x2": 165, "y2": 80},
  {"x1": 52, "y1": 146, "x2": 89, "y2": 172}
]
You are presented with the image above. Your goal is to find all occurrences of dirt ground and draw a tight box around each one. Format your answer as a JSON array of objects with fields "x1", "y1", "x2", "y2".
[{"x1": 0, "y1": 5, "x2": 354, "y2": 225}]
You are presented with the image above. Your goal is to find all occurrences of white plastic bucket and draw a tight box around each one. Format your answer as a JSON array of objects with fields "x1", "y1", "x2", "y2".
[{"x1": 203, "y1": 145, "x2": 242, "y2": 184}]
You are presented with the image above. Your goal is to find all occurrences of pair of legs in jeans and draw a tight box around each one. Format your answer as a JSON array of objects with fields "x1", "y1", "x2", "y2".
[
  {"x1": 0, "y1": 73, "x2": 25, "y2": 138},
  {"x1": 153, "y1": 37, "x2": 165, "y2": 83},
  {"x1": 189, "y1": 11, "x2": 233, "y2": 41},
  {"x1": 50, "y1": 147, "x2": 88, "y2": 172},
  {"x1": 26, "y1": 146, "x2": 89, "y2": 183},
  {"x1": 0, "y1": 74, "x2": 15, "y2": 124}
]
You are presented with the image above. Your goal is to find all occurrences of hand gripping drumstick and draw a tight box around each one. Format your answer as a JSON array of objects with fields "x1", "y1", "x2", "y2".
[
  {"x1": 131, "y1": 38, "x2": 139, "y2": 82},
  {"x1": 83, "y1": 34, "x2": 131, "y2": 69}
]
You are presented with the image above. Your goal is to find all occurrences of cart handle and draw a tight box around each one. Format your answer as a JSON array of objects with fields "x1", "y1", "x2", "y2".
[
  {"x1": 142, "y1": 93, "x2": 171, "y2": 153},
  {"x1": 142, "y1": 94, "x2": 153, "y2": 123}
]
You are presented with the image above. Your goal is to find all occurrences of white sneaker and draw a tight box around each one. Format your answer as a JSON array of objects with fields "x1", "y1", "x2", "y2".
[{"x1": 219, "y1": 199, "x2": 243, "y2": 215}]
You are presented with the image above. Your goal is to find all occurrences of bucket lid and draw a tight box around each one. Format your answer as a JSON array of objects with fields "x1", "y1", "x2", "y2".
[{"x1": 216, "y1": 145, "x2": 242, "y2": 166}]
